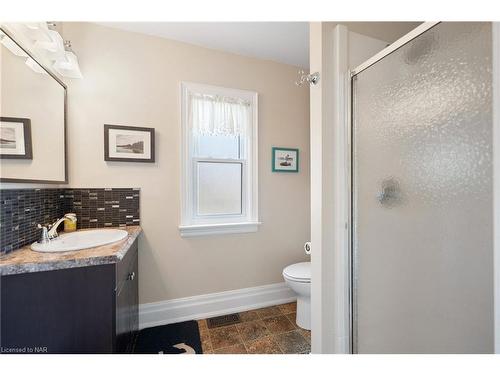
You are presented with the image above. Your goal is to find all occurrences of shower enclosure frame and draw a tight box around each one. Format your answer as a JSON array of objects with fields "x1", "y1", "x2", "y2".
[
  {"x1": 493, "y1": 21, "x2": 500, "y2": 355},
  {"x1": 344, "y1": 21, "x2": 500, "y2": 354}
]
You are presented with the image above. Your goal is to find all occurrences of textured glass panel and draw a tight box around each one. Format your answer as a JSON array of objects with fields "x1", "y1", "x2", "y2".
[
  {"x1": 197, "y1": 162, "x2": 242, "y2": 215},
  {"x1": 353, "y1": 23, "x2": 493, "y2": 353},
  {"x1": 195, "y1": 134, "x2": 241, "y2": 159}
]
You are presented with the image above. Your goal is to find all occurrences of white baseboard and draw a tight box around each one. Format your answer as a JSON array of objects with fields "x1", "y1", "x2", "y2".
[{"x1": 139, "y1": 282, "x2": 296, "y2": 329}]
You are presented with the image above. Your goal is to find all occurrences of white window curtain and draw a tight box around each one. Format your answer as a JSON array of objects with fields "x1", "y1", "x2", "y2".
[{"x1": 189, "y1": 93, "x2": 251, "y2": 137}]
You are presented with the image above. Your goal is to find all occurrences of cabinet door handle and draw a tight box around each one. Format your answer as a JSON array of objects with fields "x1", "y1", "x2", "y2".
[{"x1": 127, "y1": 272, "x2": 135, "y2": 281}]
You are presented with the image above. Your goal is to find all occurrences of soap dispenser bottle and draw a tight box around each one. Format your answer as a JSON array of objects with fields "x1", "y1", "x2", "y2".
[{"x1": 64, "y1": 213, "x2": 77, "y2": 232}]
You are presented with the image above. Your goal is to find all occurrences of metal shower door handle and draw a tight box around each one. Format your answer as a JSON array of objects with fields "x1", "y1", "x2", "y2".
[{"x1": 378, "y1": 178, "x2": 401, "y2": 206}]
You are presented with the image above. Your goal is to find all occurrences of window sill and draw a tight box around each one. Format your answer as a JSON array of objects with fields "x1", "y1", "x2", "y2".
[{"x1": 179, "y1": 222, "x2": 261, "y2": 237}]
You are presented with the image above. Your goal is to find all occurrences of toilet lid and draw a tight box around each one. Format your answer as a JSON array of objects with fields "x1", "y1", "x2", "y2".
[{"x1": 283, "y1": 262, "x2": 310, "y2": 281}]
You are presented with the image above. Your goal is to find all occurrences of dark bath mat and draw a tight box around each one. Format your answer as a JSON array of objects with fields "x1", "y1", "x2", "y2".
[
  {"x1": 207, "y1": 313, "x2": 241, "y2": 329},
  {"x1": 133, "y1": 320, "x2": 202, "y2": 354}
]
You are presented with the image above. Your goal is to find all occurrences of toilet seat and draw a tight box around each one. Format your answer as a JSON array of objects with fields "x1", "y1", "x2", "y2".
[{"x1": 283, "y1": 262, "x2": 310, "y2": 283}]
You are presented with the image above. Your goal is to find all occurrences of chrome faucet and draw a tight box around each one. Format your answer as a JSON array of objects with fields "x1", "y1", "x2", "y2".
[
  {"x1": 38, "y1": 214, "x2": 77, "y2": 241},
  {"x1": 37, "y1": 224, "x2": 51, "y2": 244},
  {"x1": 47, "y1": 214, "x2": 77, "y2": 239}
]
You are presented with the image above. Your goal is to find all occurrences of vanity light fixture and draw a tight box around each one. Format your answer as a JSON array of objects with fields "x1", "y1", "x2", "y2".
[
  {"x1": 4, "y1": 22, "x2": 83, "y2": 79},
  {"x1": 21, "y1": 22, "x2": 52, "y2": 42},
  {"x1": 34, "y1": 29, "x2": 66, "y2": 60},
  {"x1": 53, "y1": 40, "x2": 83, "y2": 79}
]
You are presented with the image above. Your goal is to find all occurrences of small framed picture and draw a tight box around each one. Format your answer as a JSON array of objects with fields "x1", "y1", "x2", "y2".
[
  {"x1": 0, "y1": 117, "x2": 33, "y2": 159},
  {"x1": 272, "y1": 147, "x2": 299, "y2": 173},
  {"x1": 104, "y1": 124, "x2": 155, "y2": 163}
]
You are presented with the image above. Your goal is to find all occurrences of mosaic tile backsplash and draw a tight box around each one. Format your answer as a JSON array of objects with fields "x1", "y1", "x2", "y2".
[
  {"x1": 0, "y1": 189, "x2": 65, "y2": 255},
  {"x1": 0, "y1": 188, "x2": 140, "y2": 255},
  {"x1": 61, "y1": 188, "x2": 140, "y2": 229}
]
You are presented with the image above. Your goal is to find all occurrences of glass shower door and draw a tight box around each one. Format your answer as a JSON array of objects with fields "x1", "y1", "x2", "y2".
[{"x1": 352, "y1": 22, "x2": 493, "y2": 353}]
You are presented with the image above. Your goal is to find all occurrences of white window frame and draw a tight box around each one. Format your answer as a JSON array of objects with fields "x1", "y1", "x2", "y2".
[{"x1": 179, "y1": 82, "x2": 260, "y2": 237}]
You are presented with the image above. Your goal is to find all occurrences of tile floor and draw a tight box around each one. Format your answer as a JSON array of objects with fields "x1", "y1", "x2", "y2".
[{"x1": 197, "y1": 302, "x2": 311, "y2": 354}]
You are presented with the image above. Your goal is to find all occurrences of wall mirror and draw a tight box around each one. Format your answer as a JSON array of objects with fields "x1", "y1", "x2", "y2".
[{"x1": 0, "y1": 27, "x2": 67, "y2": 183}]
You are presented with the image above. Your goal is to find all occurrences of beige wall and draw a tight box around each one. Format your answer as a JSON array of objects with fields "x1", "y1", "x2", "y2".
[{"x1": 59, "y1": 23, "x2": 310, "y2": 303}]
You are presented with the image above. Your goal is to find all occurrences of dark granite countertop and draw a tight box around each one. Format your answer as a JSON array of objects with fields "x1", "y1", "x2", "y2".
[{"x1": 0, "y1": 226, "x2": 141, "y2": 276}]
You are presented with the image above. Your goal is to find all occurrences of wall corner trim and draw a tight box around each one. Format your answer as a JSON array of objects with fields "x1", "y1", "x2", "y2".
[{"x1": 139, "y1": 282, "x2": 296, "y2": 329}]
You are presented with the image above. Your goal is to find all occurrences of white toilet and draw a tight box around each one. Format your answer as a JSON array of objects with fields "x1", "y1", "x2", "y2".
[{"x1": 282, "y1": 262, "x2": 311, "y2": 330}]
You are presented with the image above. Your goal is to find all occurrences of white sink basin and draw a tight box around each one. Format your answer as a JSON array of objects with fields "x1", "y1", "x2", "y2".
[{"x1": 31, "y1": 229, "x2": 128, "y2": 253}]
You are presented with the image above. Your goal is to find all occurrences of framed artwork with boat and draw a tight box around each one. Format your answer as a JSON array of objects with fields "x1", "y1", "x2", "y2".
[
  {"x1": 272, "y1": 147, "x2": 299, "y2": 173},
  {"x1": 0, "y1": 117, "x2": 32, "y2": 159},
  {"x1": 104, "y1": 124, "x2": 155, "y2": 162}
]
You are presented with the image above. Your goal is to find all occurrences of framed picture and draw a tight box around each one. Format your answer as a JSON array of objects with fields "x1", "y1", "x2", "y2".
[
  {"x1": 272, "y1": 147, "x2": 299, "y2": 173},
  {"x1": 104, "y1": 124, "x2": 155, "y2": 162},
  {"x1": 0, "y1": 117, "x2": 33, "y2": 159}
]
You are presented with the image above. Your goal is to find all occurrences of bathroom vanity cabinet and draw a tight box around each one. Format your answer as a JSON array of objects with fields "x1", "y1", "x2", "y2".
[{"x1": 0, "y1": 237, "x2": 139, "y2": 354}]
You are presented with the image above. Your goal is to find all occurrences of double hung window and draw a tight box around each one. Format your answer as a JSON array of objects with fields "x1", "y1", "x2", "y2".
[{"x1": 180, "y1": 82, "x2": 259, "y2": 236}]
